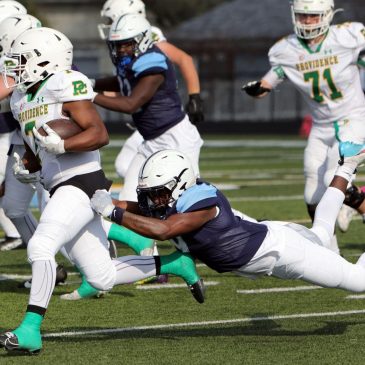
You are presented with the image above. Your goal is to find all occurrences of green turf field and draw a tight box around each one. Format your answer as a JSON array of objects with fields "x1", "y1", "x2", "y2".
[{"x1": 1, "y1": 135, "x2": 365, "y2": 364}]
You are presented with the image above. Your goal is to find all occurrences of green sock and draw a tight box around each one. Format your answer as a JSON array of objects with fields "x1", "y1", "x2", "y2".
[
  {"x1": 159, "y1": 251, "x2": 199, "y2": 285},
  {"x1": 108, "y1": 223, "x2": 154, "y2": 255},
  {"x1": 77, "y1": 273, "x2": 100, "y2": 298},
  {"x1": 13, "y1": 312, "x2": 43, "y2": 351}
]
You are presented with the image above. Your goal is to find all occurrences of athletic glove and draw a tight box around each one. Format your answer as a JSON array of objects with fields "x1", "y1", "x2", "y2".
[
  {"x1": 186, "y1": 93, "x2": 204, "y2": 124},
  {"x1": 33, "y1": 124, "x2": 65, "y2": 154},
  {"x1": 91, "y1": 189, "x2": 115, "y2": 217},
  {"x1": 241, "y1": 81, "x2": 271, "y2": 97},
  {"x1": 12, "y1": 152, "x2": 40, "y2": 184}
]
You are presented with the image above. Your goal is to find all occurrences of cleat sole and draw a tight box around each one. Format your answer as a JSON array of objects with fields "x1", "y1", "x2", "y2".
[{"x1": 189, "y1": 278, "x2": 205, "y2": 303}]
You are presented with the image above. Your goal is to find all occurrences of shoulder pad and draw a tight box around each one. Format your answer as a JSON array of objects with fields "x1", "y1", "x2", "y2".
[
  {"x1": 151, "y1": 26, "x2": 167, "y2": 43},
  {"x1": 46, "y1": 71, "x2": 94, "y2": 102},
  {"x1": 176, "y1": 183, "x2": 218, "y2": 213},
  {"x1": 132, "y1": 52, "x2": 168, "y2": 77}
]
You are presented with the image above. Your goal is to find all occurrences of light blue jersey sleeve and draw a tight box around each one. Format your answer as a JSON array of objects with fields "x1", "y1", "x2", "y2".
[
  {"x1": 132, "y1": 52, "x2": 168, "y2": 78},
  {"x1": 176, "y1": 183, "x2": 218, "y2": 213}
]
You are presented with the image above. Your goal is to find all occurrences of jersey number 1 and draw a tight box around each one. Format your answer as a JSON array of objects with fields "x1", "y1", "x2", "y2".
[{"x1": 304, "y1": 68, "x2": 342, "y2": 103}]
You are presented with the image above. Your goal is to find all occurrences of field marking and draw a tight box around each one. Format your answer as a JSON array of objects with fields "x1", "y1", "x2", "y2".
[
  {"x1": 0, "y1": 274, "x2": 31, "y2": 281},
  {"x1": 43, "y1": 309, "x2": 365, "y2": 338},
  {"x1": 108, "y1": 139, "x2": 307, "y2": 149},
  {"x1": 230, "y1": 195, "x2": 303, "y2": 202},
  {"x1": 346, "y1": 294, "x2": 365, "y2": 299},
  {"x1": 237, "y1": 285, "x2": 321, "y2": 294},
  {"x1": 136, "y1": 281, "x2": 219, "y2": 290}
]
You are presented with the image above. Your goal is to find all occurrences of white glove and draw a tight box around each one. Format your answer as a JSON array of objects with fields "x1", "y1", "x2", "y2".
[
  {"x1": 91, "y1": 189, "x2": 115, "y2": 217},
  {"x1": 12, "y1": 152, "x2": 40, "y2": 184},
  {"x1": 33, "y1": 124, "x2": 65, "y2": 154}
]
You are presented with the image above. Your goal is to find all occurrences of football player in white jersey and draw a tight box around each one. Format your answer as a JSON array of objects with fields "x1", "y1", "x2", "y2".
[
  {"x1": 243, "y1": 0, "x2": 365, "y2": 254},
  {"x1": 0, "y1": 26, "x2": 204, "y2": 355},
  {"x1": 0, "y1": 1, "x2": 29, "y2": 249}
]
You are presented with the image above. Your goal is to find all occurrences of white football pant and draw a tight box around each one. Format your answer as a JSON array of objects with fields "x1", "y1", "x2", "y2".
[{"x1": 119, "y1": 115, "x2": 203, "y2": 201}]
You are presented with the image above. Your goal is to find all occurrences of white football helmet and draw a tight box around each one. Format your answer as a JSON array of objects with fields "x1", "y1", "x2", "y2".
[
  {"x1": 108, "y1": 13, "x2": 152, "y2": 63},
  {"x1": 98, "y1": 0, "x2": 146, "y2": 40},
  {"x1": 0, "y1": 14, "x2": 41, "y2": 57},
  {"x1": 0, "y1": 0, "x2": 27, "y2": 23},
  {"x1": 137, "y1": 150, "x2": 197, "y2": 218},
  {"x1": 291, "y1": 0, "x2": 341, "y2": 39},
  {"x1": 3, "y1": 27, "x2": 73, "y2": 92}
]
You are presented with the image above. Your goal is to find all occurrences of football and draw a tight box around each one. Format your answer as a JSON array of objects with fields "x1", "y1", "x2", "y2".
[{"x1": 37, "y1": 118, "x2": 83, "y2": 139}]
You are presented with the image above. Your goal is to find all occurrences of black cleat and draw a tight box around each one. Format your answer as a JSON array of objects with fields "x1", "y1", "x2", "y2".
[
  {"x1": 55, "y1": 264, "x2": 68, "y2": 285},
  {"x1": 0, "y1": 332, "x2": 40, "y2": 355},
  {"x1": 188, "y1": 278, "x2": 205, "y2": 303}
]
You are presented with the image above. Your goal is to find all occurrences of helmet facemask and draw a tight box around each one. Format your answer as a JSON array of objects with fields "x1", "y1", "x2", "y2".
[
  {"x1": 108, "y1": 13, "x2": 153, "y2": 70},
  {"x1": 290, "y1": 0, "x2": 341, "y2": 39},
  {"x1": 137, "y1": 170, "x2": 189, "y2": 219}
]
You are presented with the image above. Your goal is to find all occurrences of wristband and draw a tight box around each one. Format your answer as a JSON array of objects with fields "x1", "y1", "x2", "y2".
[
  {"x1": 91, "y1": 91, "x2": 98, "y2": 103},
  {"x1": 109, "y1": 206, "x2": 125, "y2": 224}
]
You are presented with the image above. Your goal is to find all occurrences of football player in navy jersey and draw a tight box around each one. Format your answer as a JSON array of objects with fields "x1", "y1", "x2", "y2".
[
  {"x1": 92, "y1": 13, "x2": 203, "y2": 203},
  {"x1": 92, "y1": 145, "x2": 365, "y2": 293}
]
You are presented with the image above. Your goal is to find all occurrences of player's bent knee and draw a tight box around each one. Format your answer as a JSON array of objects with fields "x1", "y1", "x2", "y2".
[
  {"x1": 27, "y1": 239, "x2": 57, "y2": 262},
  {"x1": 86, "y1": 265, "x2": 116, "y2": 291}
]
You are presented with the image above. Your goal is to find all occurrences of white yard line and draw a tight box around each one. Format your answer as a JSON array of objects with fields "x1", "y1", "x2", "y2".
[
  {"x1": 346, "y1": 294, "x2": 365, "y2": 299},
  {"x1": 43, "y1": 309, "x2": 365, "y2": 338},
  {"x1": 136, "y1": 281, "x2": 219, "y2": 290},
  {"x1": 237, "y1": 285, "x2": 321, "y2": 294},
  {"x1": 108, "y1": 139, "x2": 308, "y2": 149}
]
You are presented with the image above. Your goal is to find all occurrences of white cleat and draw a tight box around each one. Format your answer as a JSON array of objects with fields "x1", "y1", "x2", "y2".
[
  {"x1": 60, "y1": 289, "x2": 107, "y2": 301},
  {"x1": 337, "y1": 205, "x2": 357, "y2": 233},
  {"x1": 0, "y1": 237, "x2": 23, "y2": 251}
]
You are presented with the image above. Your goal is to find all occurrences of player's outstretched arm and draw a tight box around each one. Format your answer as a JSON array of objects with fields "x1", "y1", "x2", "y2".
[
  {"x1": 157, "y1": 41, "x2": 204, "y2": 124},
  {"x1": 91, "y1": 189, "x2": 216, "y2": 240},
  {"x1": 242, "y1": 79, "x2": 272, "y2": 98},
  {"x1": 93, "y1": 74, "x2": 164, "y2": 114},
  {"x1": 157, "y1": 41, "x2": 200, "y2": 95},
  {"x1": 93, "y1": 76, "x2": 120, "y2": 92}
]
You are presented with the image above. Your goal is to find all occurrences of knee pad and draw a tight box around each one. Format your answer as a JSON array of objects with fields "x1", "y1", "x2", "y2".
[
  {"x1": 87, "y1": 265, "x2": 116, "y2": 291},
  {"x1": 27, "y1": 221, "x2": 72, "y2": 262},
  {"x1": 344, "y1": 185, "x2": 365, "y2": 209}
]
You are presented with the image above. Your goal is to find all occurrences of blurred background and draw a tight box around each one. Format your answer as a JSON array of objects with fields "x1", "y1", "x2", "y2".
[{"x1": 21, "y1": 0, "x2": 365, "y2": 134}]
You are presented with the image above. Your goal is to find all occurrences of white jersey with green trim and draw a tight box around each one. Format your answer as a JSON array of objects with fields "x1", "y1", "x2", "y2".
[
  {"x1": 151, "y1": 26, "x2": 166, "y2": 44},
  {"x1": 264, "y1": 22, "x2": 365, "y2": 124},
  {"x1": 10, "y1": 70, "x2": 102, "y2": 191}
]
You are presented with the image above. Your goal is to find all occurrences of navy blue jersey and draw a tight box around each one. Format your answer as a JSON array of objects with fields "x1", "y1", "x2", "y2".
[
  {"x1": 0, "y1": 112, "x2": 18, "y2": 133},
  {"x1": 117, "y1": 45, "x2": 185, "y2": 140},
  {"x1": 167, "y1": 181, "x2": 268, "y2": 273}
]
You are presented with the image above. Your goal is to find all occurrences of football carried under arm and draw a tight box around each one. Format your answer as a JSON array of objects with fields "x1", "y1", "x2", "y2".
[{"x1": 33, "y1": 102, "x2": 109, "y2": 154}]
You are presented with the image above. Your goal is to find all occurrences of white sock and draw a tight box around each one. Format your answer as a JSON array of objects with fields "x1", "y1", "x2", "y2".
[
  {"x1": 0, "y1": 207, "x2": 20, "y2": 238},
  {"x1": 311, "y1": 187, "x2": 344, "y2": 246},
  {"x1": 113, "y1": 256, "x2": 156, "y2": 284},
  {"x1": 335, "y1": 161, "x2": 357, "y2": 181},
  {"x1": 29, "y1": 260, "x2": 57, "y2": 309},
  {"x1": 329, "y1": 234, "x2": 340, "y2": 255}
]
